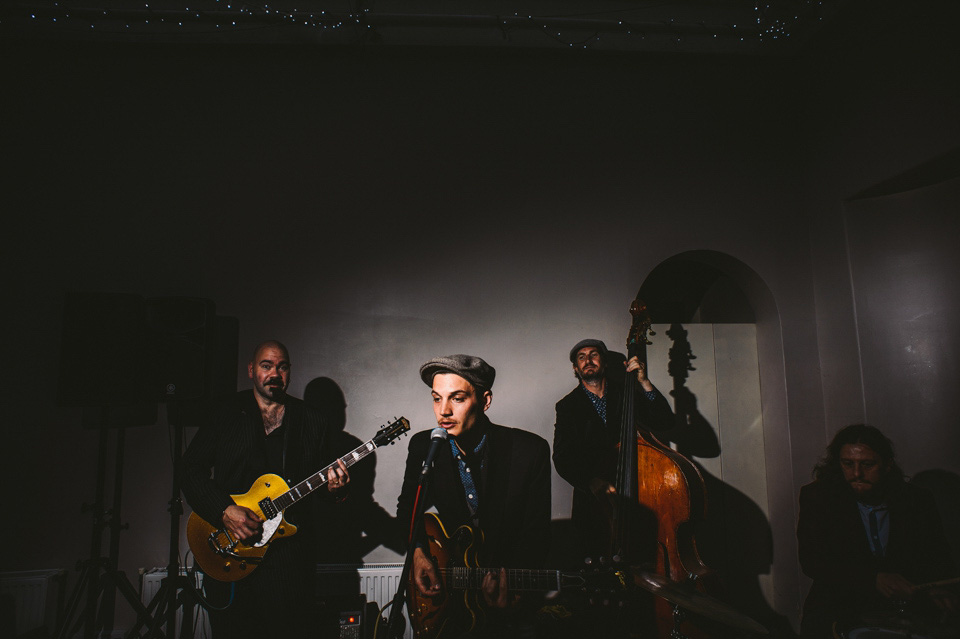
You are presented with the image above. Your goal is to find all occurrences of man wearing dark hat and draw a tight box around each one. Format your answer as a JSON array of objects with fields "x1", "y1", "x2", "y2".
[
  {"x1": 396, "y1": 354, "x2": 552, "y2": 634},
  {"x1": 552, "y1": 339, "x2": 674, "y2": 563}
]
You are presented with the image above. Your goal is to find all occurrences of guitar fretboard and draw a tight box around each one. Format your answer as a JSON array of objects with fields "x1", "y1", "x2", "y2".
[
  {"x1": 444, "y1": 568, "x2": 562, "y2": 592},
  {"x1": 271, "y1": 440, "x2": 378, "y2": 511}
]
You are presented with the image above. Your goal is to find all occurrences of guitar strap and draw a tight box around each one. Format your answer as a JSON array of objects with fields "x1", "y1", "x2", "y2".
[{"x1": 281, "y1": 420, "x2": 289, "y2": 481}]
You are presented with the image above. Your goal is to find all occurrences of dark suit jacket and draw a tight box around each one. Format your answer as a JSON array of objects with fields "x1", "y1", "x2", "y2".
[
  {"x1": 553, "y1": 379, "x2": 674, "y2": 558},
  {"x1": 797, "y1": 479, "x2": 955, "y2": 637},
  {"x1": 182, "y1": 389, "x2": 335, "y2": 537},
  {"x1": 396, "y1": 417, "x2": 552, "y2": 568},
  {"x1": 181, "y1": 390, "x2": 339, "y2": 636}
]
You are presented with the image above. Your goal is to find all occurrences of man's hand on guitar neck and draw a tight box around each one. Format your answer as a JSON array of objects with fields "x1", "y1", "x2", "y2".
[
  {"x1": 326, "y1": 458, "x2": 350, "y2": 493},
  {"x1": 482, "y1": 567, "x2": 517, "y2": 609},
  {"x1": 222, "y1": 504, "x2": 264, "y2": 542},
  {"x1": 413, "y1": 547, "x2": 442, "y2": 596}
]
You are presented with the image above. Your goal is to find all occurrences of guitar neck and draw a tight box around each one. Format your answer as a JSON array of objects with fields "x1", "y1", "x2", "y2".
[
  {"x1": 270, "y1": 438, "x2": 377, "y2": 511},
  {"x1": 445, "y1": 568, "x2": 563, "y2": 592}
]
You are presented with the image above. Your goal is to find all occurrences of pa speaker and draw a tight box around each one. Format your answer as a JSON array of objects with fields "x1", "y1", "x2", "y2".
[
  {"x1": 167, "y1": 315, "x2": 240, "y2": 427},
  {"x1": 146, "y1": 297, "x2": 216, "y2": 402},
  {"x1": 57, "y1": 291, "x2": 155, "y2": 407}
]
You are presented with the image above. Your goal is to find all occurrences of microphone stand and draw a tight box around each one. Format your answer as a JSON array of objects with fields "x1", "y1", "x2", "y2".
[{"x1": 384, "y1": 436, "x2": 445, "y2": 638}]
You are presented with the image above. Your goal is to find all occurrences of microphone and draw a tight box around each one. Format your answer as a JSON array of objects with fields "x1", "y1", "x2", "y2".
[{"x1": 421, "y1": 427, "x2": 449, "y2": 476}]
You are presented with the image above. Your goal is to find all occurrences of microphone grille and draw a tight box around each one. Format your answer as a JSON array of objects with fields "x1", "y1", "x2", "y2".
[{"x1": 430, "y1": 427, "x2": 449, "y2": 440}]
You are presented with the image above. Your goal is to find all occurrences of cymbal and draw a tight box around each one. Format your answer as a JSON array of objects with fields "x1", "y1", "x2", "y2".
[
  {"x1": 859, "y1": 609, "x2": 959, "y2": 638},
  {"x1": 632, "y1": 569, "x2": 768, "y2": 635}
]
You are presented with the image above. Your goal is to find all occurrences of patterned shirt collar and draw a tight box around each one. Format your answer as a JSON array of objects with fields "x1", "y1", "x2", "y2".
[{"x1": 581, "y1": 382, "x2": 608, "y2": 424}]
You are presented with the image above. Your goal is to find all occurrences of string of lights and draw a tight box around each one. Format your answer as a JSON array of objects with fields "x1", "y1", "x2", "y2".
[{"x1": 1, "y1": 0, "x2": 834, "y2": 50}]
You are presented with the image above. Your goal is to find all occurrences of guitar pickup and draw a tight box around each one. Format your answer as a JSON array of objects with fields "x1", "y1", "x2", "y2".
[{"x1": 259, "y1": 497, "x2": 278, "y2": 519}]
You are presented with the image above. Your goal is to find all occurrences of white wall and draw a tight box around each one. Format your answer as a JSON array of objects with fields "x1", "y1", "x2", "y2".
[{"x1": 4, "y1": 12, "x2": 959, "y2": 631}]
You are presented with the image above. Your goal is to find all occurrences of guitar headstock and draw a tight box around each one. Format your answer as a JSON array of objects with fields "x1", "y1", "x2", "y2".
[
  {"x1": 559, "y1": 565, "x2": 630, "y2": 598},
  {"x1": 372, "y1": 417, "x2": 411, "y2": 448}
]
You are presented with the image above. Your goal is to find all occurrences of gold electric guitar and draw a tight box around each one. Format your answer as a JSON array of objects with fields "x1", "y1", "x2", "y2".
[
  {"x1": 187, "y1": 417, "x2": 409, "y2": 582},
  {"x1": 409, "y1": 512, "x2": 626, "y2": 639}
]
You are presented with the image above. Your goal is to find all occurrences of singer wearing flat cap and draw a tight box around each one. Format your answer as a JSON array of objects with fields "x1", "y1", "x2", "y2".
[{"x1": 396, "y1": 354, "x2": 551, "y2": 637}]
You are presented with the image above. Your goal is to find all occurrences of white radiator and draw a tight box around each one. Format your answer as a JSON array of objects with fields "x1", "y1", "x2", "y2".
[
  {"x1": 140, "y1": 568, "x2": 209, "y2": 639},
  {"x1": 0, "y1": 569, "x2": 65, "y2": 637},
  {"x1": 143, "y1": 564, "x2": 411, "y2": 639}
]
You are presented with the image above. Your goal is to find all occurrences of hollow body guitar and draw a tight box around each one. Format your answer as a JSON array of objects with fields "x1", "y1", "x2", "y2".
[
  {"x1": 186, "y1": 417, "x2": 409, "y2": 582},
  {"x1": 409, "y1": 512, "x2": 618, "y2": 639}
]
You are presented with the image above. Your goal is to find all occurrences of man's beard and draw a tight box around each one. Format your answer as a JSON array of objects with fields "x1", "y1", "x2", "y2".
[
  {"x1": 577, "y1": 369, "x2": 604, "y2": 383},
  {"x1": 261, "y1": 378, "x2": 287, "y2": 399},
  {"x1": 845, "y1": 477, "x2": 885, "y2": 503}
]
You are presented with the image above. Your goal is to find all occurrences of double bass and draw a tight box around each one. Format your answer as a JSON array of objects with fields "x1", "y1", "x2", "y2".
[{"x1": 611, "y1": 296, "x2": 714, "y2": 639}]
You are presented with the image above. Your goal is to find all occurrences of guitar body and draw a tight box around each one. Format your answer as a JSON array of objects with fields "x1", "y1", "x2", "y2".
[
  {"x1": 406, "y1": 512, "x2": 618, "y2": 639},
  {"x1": 409, "y1": 512, "x2": 484, "y2": 639},
  {"x1": 186, "y1": 473, "x2": 297, "y2": 582},
  {"x1": 186, "y1": 417, "x2": 410, "y2": 582}
]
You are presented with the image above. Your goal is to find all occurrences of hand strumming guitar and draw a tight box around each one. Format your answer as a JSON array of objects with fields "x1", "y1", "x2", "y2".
[
  {"x1": 413, "y1": 547, "x2": 442, "y2": 596},
  {"x1": 222, "y1": 504, "x2": 264, "y2": 542}
]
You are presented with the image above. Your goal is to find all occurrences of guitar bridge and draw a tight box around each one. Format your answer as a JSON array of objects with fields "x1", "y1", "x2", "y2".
[
  {"x1": 207, "y1": 529, "x2": 240, "y2": 559},
  {"x1": 207, "y1": 529, "x2": 262, "y2": 563}
]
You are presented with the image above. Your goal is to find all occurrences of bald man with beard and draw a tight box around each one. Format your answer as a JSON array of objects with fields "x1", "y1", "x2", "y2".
[{"x1": 182, "y1": 340, "x2": 349, "y2": 639}]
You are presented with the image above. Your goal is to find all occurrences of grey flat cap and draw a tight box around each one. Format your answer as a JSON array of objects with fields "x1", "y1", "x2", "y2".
[
  {"x1": 420, "y1": 354, "x2": 496, "y2": 391},
  {"x1": 569, "y1": 339, "x2": 608, "y2": 362}
]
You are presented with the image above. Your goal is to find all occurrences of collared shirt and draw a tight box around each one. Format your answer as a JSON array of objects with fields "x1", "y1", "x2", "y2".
[
  {"x1": 581, "y1": 382, "x2": 661, "y2": 424},
  {"x1": 450, "y1": 433, "x2": 488, "y2": 524},
  {"x1": 857, "y1": 501, "x2": 890, "y2": 558}
]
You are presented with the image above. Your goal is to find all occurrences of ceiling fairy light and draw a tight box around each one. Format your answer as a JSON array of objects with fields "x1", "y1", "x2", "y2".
[{"x1": 1, "y1": 0, "x2": 840, "y2": 52}]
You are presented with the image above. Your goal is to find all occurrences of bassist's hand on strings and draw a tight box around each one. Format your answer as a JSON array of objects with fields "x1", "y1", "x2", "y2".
[
  {"x1": 625, "y1": 356, "x2": 655, "y2": 392},
  {"x1": 222, "y1": 504, "x2": 264, "y2": 542},
  {"x1": 589, "y1": 477, "x2": 617, "y2": 500},
  {"x1": 413, "y1": 546, "x2": 442, "y2": 596}
]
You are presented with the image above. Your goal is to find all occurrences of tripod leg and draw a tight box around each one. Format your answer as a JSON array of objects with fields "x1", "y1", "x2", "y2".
[
  {"x1": 177, "y1": 577, "x2": 197, "y2": 639},
  {"x1": 100, "y1": 427, "x2": 128, "y2": 636},
  {"x1": 109, "y1": 570, "x2": 155, "y2": 631},
  {"x1": 144, "y1": 579, "x2": 173, "y2": 639},
  {"x1": 55, "y1": 564, "x2": 92, "y2": 639},
  {"x1": 127, "y1": 581, "x2": 168, "y2": 639}
]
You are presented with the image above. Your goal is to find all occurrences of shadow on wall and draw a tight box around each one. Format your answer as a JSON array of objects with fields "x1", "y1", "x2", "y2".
[
  {"x1": 665, "y1": 323, "x2": 795, "y2": 638},
  {"x1": 303, "y1": 377, "x2": 404, "y2": 564},
  {"x1": 909, "y1": 469, "x2": 960, "y2": 571}
]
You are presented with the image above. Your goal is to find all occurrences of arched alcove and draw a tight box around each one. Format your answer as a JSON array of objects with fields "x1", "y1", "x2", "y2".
[{"x1": 638, "y1": 251, "x2": 799, "y2": 633}]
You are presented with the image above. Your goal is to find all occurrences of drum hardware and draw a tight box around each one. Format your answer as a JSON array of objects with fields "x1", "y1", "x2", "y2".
[{"x1": 632, "y1": 568, "x2": 768, "y2": 635}]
